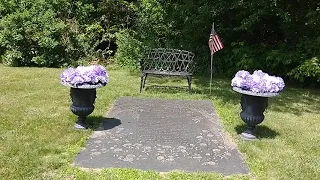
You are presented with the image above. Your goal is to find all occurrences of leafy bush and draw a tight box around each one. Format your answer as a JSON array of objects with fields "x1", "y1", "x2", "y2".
[
  {"x1": 115, "y1": 29, "x2": 142, "y2": 69},
  {"x1": 0, "y1": 0, "x2": 95, "y2": 67},
  {"x1": 133, "y1": 0, "x2": 168, "y2": 48},
  {"x1": 1, "y1": 0, "x2": 319, "y2": 85},
  {"x1": 150, "y1": 0, "x2": 319, "y2": 85},
  {"x1": 0, "y1": 2, "x2": 65, "y2": 66},
  {"x1": 289, "y1": 57, "x2": 320, "y2": 83}
]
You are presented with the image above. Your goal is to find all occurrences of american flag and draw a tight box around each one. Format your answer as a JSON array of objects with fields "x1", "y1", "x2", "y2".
[{"x1": 208, "y1": 28, "x2": 224, "y2": 55}]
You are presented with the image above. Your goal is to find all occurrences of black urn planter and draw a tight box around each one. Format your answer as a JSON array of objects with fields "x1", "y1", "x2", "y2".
[
  {"x1": 60, "y1": 65, "x2": 108, "y2": 129},
  {"x1": 233, "y1": 87, "x2": 279, "y2": 140},
  {"x1": 70, "y1": 88, "x2": 97, "y2": 129},
  {"x1": 62, "y1": 83, "x2": 105, "y2": 129}
]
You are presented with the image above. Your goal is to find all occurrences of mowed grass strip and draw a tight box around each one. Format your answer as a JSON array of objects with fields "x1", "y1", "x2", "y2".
[{"x1": 0, "y1": 66, "x2": 319, "y2": 179}]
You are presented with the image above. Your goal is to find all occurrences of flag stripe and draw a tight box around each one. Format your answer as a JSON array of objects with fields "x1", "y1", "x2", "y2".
[
  {"x1": 213, "y1": 37, "x2": 219, "y2": 50},
  {"x1": 213, "y1": 36, "x2": 222, "y2": 50},
  {"x1": 214, "y1": 35, "x2": 223, "y2": 49},
  {"x1": 208, "y1": 28, "x2": 224, "y2": 55},
  {"x1": 209, "y1": 35, "x2": 222, "y2": 54},
  {"x1": 211, "y1": 38, "x2": 217, "y2": 52},
  {"x1": 214, "y1": 36, "x2": 222, "y2": 49},
  {"x1": 217, "y1": 35, "x2": 224, "y2": 48}
]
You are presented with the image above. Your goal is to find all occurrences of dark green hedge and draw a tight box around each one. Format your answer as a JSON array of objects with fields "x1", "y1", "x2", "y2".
[{"x1": 1, "y1": 0, "x2": 319, "y2": 84}]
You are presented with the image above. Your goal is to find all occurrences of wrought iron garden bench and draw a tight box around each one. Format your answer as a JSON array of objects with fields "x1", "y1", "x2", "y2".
[{"x1": 139, "y1": 48, "x2": 195, "y2": 93}]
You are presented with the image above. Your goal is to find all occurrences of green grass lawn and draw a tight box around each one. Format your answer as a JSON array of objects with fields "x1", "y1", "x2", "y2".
[{"x1": 0, "y1": 66, "x2": 319, "y2": 179}]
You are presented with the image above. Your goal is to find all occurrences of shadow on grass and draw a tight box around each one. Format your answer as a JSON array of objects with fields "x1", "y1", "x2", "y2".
[
  {"x1": 146, "y1": 76, "x2": 188, "y2": 85},
  {"x1": 139, "y1": 75, "x2": 190, "y2": 94},
  {"x1": 144, "y1": 85, "x2": 189, "y2": 94},
  {"x1": 86, "y1": 116, "x2": 122, "y2": 130},
  {"x1": 268, "y1": 87, "x2": 320, "y2": 115},
  {"x1": 136, "y1": 73, "x2": 319, "y2": 115},
  {"x1": 235, "y1": 124, "x2": 280, "y2": 139},
  {"x1": 193, "y1": 75, "x2": 239, "y2": 103},
  {"x1": 193, "y1": 75, "x2": 320, "y2": 115}
]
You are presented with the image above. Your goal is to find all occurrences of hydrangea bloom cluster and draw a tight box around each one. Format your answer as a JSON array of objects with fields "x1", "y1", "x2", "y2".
[
  {"x1": 61, "y1": 65, "x2": 108, "y2": 87},
  {"x1": 231, "y1": 70, "x2": 285, "y2": 93}
]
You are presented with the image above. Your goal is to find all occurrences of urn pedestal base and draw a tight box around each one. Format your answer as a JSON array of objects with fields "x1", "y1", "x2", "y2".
[{"x1": 240, "y1": 126, "x2": 259, "y2": 140}]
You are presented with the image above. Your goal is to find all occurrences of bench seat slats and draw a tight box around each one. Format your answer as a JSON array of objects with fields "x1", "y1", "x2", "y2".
[{"x1": 142, "y1": 70, "x2": 192, "y2": 77}]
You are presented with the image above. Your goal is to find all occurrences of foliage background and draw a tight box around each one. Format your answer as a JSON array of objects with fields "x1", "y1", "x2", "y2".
[{"x1": 0, "y1": 0, "x2": 319, "y2": 85}]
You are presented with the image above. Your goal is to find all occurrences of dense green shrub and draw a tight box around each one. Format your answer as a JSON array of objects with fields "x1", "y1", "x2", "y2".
[
  {"x1": 115, "y1": 29, "x2": 142, "y2": 69},
  {"x1": 0, "y1": 1, "x2": 64, "y2": 66},
  {"x1": 0, "y1": 0, "x2": 96, "y2": 67},
  {"x1": 84, "y1": 0, "x2": 135, "y2": 62},
  {"x1": 1, "y1": 1, "x2": 74, "y2": 66},
  {"x1": 0, "y1": 0, "x2": 319, "y2": 85},
  {"x1": 128, "y1": 0, "x2": 319, "y2": 85},
  {"x1": 0, "y1": 0, "x2": 136, "y2": 67},
  {"x1": 289, "y1": 57, "x2": 320, "y2": 83},
  {"x1": 133, "y1": 0, "x2": 168, "y2": 48}
]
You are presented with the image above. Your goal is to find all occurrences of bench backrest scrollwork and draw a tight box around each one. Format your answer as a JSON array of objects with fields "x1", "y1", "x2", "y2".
[{"x1": 140, "y1": 48, "x2": 195, "y2": 73}]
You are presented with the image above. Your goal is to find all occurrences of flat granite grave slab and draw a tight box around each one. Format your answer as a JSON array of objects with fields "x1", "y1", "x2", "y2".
[{"x1": 74, "y1": 97, "x2": 249, "y2": 175}]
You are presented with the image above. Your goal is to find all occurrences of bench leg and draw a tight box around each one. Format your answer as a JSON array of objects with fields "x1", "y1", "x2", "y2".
[
  {"x1": 187, "y1": 76, "x2": 192, "y2": 94},
  {"x1": 140, "y1": 75, "x2": 144, "y2": 93},
  {"x1": 143, "y1": 74, "x2": 148, "y2": 88}
]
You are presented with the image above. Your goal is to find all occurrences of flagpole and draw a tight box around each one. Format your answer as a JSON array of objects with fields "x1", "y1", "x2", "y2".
[
  {"x1": 209, "y1": 22, "x2": 214, "y2": 94},
  {"x1": 210, "y1": 53, "x2": 213, "y2": 94}
]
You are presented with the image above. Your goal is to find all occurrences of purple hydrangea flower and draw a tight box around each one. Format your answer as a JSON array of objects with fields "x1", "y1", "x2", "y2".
[
  {"x1": 253, "y1": 70, "x2": 268, "y2": 78},
  {"x1": 236, "y1": 70, "x2": 250, "y2": 79},
  {"x1": 231, "y1": 70, "x2": 253, "y2": 90},
  {"x1": 71, "y1": 76, "x2": 85, "y2": 86},
  {"x1": 60, "y1": 68, "x2": 77, "y2": 83},
  {"x1": 231, "y1": 70, "x2": 285, "y2": 93},
  {"x1": 60, "y1": 65, "x2": 109, "y2": 87},
  {"x1": 240, "y1": 75, "x2": 253, "y2": 90}
]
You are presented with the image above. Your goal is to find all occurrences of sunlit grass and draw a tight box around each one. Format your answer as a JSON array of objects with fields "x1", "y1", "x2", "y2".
[{"x1": 0, "y1": 66, "x2": 319, "y2": 179}]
